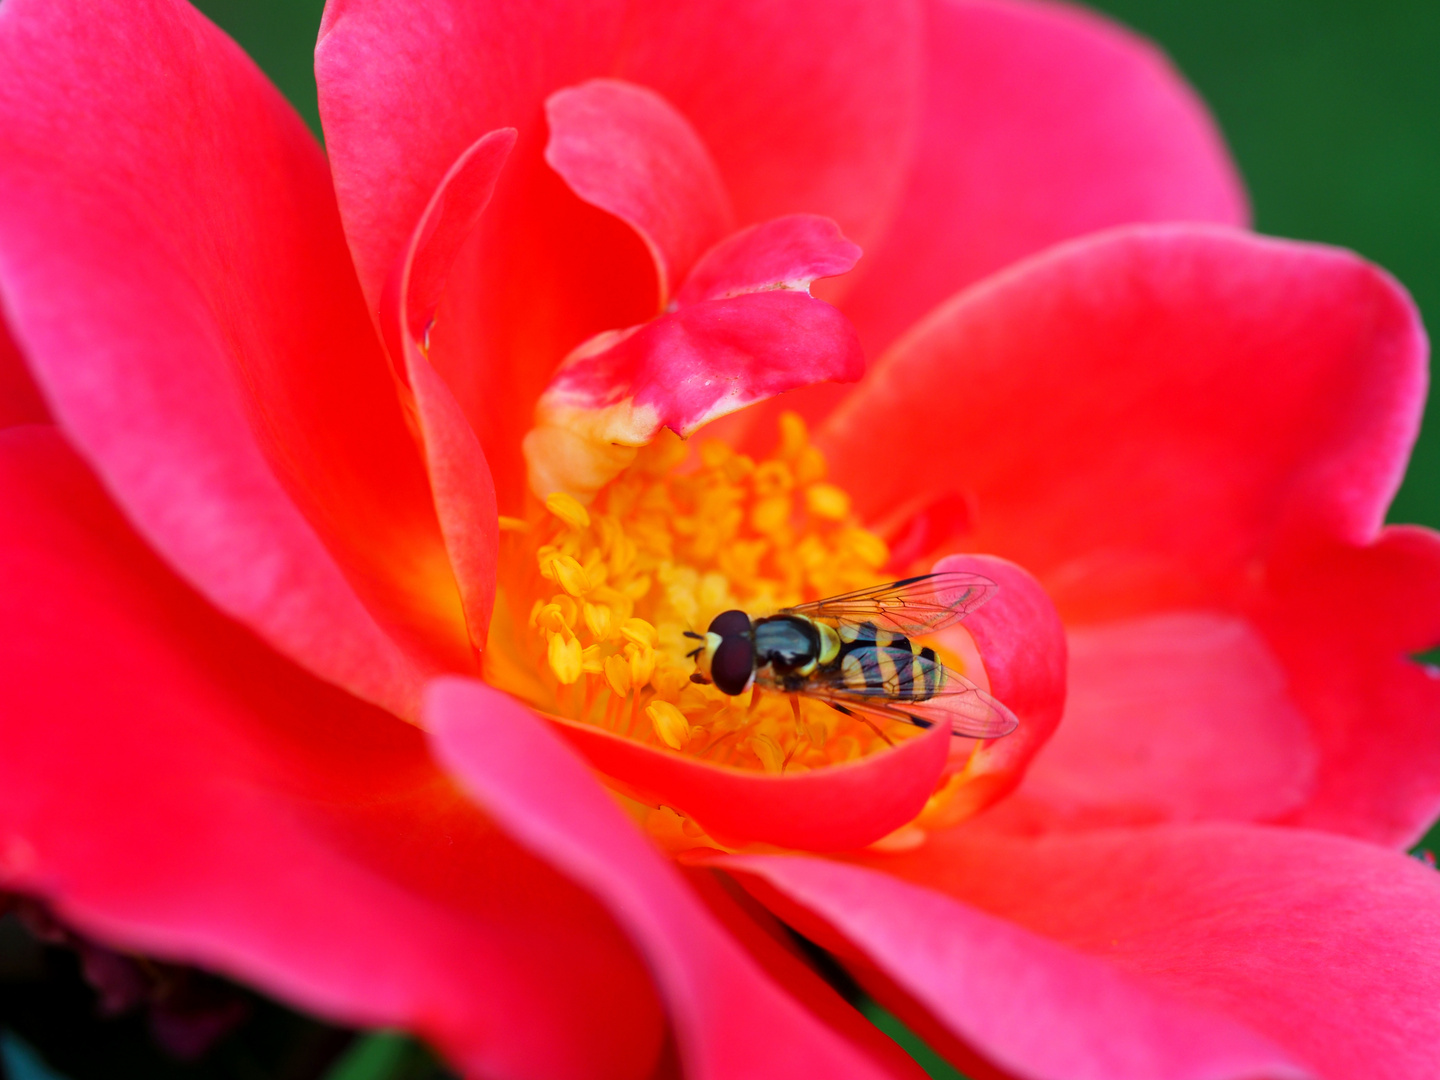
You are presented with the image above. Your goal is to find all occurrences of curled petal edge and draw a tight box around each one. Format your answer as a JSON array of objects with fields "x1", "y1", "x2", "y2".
[
  {"x1": 545, "y1": 78, "x2": 736, "y2": 308},
  {"x1": 381, "y1": 128, "x2": 517, "y2": 656},
  {"x1": 545, "y1": 706, "x2": 950, "y2": 853}
]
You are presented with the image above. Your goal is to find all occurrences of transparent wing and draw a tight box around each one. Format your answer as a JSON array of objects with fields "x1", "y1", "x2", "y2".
[
  {"x1": 781, "y1": 572, "x2": 997, "y2": 638},
  {"x1": 799, "y1": 650, "x2": 1018, "y2": 740}
]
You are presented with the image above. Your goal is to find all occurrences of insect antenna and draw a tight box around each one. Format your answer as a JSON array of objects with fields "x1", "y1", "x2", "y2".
[{"x1": 682, "y1": 630, "x2": 704, "y2": 640}]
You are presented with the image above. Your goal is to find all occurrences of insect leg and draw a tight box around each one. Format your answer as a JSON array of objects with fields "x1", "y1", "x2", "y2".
[{"x1": 826, "y1": 700, "x2": 895, "y2": 747}]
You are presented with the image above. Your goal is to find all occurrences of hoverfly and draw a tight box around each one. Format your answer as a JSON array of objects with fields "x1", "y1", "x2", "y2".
[{"x1": 684, "y1": 572, "x2": 1018, "y2": 740}]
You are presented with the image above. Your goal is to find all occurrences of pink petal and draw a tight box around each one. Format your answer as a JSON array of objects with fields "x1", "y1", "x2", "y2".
[
  {"x1": 382, "y1": 129, "x2": 518, "y2": 655},
  {"x1": 925, "y1": 555, "x2": 1067, "y2": 824},
  {"x1": 319, "y1": 0, "x2": 919, "y2": 307},
  {"x1": 551, "y1": 293, "x2": 862, "y2": 434},
  {"x1": 839, "y1": 0, "x2": 1248, "y2": 359},
  {"x1": 317, "y1": 0, "x2": 920, "y2": 508},
  {"x1": 0, "y1": 426, "x2": 665, "y2": 1080},
  {"x1": 679, "y1": 868, "x2": 928, "y2": 1080},
  {"x1": 426, "y1": 677, "x2": 935, "y2": 1079},
  {"x1": 546, "y1": 79, "x2": 735, "y2": 307},
  {"x1": 716, "y1": 852, "x2": 1308, "y2": 1080},
  {"x1": 545, "y1": 709, "x2": 950, "y2": 852},
  {"x1": 848, "y1": 822, "x2": 1440, "y2": 1080},
  {"x1": 0, "y1": 0, "x2": 471, "y2": 718},
  {"x1": 383, "y1": 129, "x2": 519, "y2": 359},
  {"x1": 1262, "y1": 526, "x2": 1440, "y2": 846},
  {"x1": 676, "y1": 215, "x2": 862, "y2": 306},
  {"x1": 822, "y1": 227, "x2": 1432, "y2": 838},
  {"x1": 0, "y1": 314, "x2": 48, "y2": 428},
  {"x1": 982, "y1": 611, "x2": 1319, "y2": 834}
]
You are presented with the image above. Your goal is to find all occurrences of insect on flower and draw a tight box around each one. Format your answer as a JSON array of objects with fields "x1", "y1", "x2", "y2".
[{"x1": 685, "y1": 572, "x2": 1018, "y2": 742}]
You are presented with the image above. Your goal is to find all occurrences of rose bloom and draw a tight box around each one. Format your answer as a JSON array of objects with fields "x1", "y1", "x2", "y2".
[{"x1": 2, "y1": 0, "x2": 1439, "y2": 1077}]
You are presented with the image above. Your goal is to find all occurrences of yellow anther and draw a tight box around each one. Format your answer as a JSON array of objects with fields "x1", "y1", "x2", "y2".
[
  {"x1": 647, "y1": 700, "x2": 692, "y2": 750},
  {"x1": 627, "y1": 643, "x2": 656, "y2": 688},
  {"x1": 804, "y1": 715, "x2": 829, "y2": 748},
  {"x1": 545, "y1": 491, "x2": 591, "y2": 530},
  {"x1": 805, "y1": 482, "x2": 851, "y2": 520},
  {"x1": 750, "y1": 733, "x2": 785, "y2": 774},
  {"x1": 753, "y1": 460, "x2": 794, "y2": 497},
  {"x1": 553, "y1": 593, "x2": 578, "y2": 626},
  {"x1": 549, "y1": 554, "x2": 591, "y2": 597},
  {"x1": 604, "y1": 653, "x2": 633, "y2": 697},
  {"x1": 620, "y1": 575, "x2": 651, "y2": 601},
  {"x1": 840, "y1": 527, "x2": 888, "y2": 568},
  {"x1": 620, "y1": 617, "x2": 658, "y2": 648},
  {"x1": 699, "y1": 440, "x2": 732, "y2": 469},
  {"x1": 581, "y1": 644, "x2": 604, "y2": 675},
  {"x1": 548, "y1": 632, "x2": 583, "y2": 684},
  {"x1": 778, "y1": 411, "x2": 808, "y2": 459},
  {"x1": 794, "y1": 446, "x2": 827, "y2": 484},
  {"x1": 698, "y1": 571, "x2": 729, "y2": 613},
  {"x1": 583, "y1": 602, "x2": 613, "y2": 640},
  {"x1": 722, "y1": 453, "x2": 755, "y2": 483},
  {"x1": 751, "y1": 494, "x2": 792, "y2": 534},
  {"x1": 535, "y1": 604, "x2": 567, "y2": 635},
  {"x1": 498, "y1": 515, "x2": 531, "y2": 532}
]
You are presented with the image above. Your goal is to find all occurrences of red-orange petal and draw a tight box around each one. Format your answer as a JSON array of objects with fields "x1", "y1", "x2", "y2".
[{"x1": 547, "y1": 710, "x2": 950, "y2": 852}]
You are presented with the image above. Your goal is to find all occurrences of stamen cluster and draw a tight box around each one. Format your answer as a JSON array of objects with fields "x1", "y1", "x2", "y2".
[{"x1": 486, "y1": 415, "x2": 919, "y2": 772}]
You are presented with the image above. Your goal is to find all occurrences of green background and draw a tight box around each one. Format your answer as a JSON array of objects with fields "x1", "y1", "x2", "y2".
[{"x1": 193, "y1": 0, "x2": 1440, "y2": 529}]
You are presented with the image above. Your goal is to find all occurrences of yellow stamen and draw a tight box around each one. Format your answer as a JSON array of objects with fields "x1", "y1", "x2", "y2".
[
  {"x1": 545, "y1": 491, "x2": 592, "y2": 530},
  {"x1": 805, "y1": 482, "x2": 851, "y2": 520},
  {"x1": 548, "y1": 632, "x2": 583, "y2": 684},
  {"x1": 604, "y1": 653, "x2": 633, "y2": 697},
  {"x1": 486, "y1": 412, "x2": 919, "y2": 773},
  {"x1": 548, "y1": 554, "x2": 591, "y2": 597},
  {"x1": 647, "y1": 700, "x2": 692, "y2": 749}
]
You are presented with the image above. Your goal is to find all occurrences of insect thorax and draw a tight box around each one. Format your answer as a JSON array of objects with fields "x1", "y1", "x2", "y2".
[{"x1": 753, "y1": 616, "x2": 820, "y2": 674}]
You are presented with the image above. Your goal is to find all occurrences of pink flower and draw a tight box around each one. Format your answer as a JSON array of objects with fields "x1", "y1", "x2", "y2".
[{"x1": 2, "y1": 0, "x2": 1438, "y2": 1078}]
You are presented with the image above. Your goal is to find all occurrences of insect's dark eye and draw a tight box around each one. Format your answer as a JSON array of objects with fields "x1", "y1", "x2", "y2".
[
  {"x1": 711, "y1": 636, "x2": 755, "y2": 696},
  {"x1": 707, "y1": 609, "x2": 751, "y2": 638}
]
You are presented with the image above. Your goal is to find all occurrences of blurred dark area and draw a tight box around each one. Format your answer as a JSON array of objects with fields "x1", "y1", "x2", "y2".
[
  {"x1": 0, "y1": 902, "x2": 453, "y2": 1080},
  {"x1": 0, "y1": 903, "x2": 347, "y2": 1080}
]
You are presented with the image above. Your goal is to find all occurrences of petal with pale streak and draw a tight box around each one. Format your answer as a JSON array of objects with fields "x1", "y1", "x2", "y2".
[
  {"x1": 527, "y1": 291, "x2": 862, "y2": 500},
  {"x1": 0, "y1": 0, "x2": 470, "y2": 718},
  {"x1": 384, "y1": 129, "x2": 518, "y2": 657},
  {"x1": 676, "y1": 215, "x2": 861, "y2": 306}
]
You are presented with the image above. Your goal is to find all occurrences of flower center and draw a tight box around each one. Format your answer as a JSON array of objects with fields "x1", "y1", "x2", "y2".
[{"x1": 485, "y1": 413, "x2": 927, "y2": 772}]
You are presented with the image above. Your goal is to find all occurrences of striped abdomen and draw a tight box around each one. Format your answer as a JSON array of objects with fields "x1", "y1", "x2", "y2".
[{"x1": 834, "y1": 620, "x2": 946, "y2": 702}]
